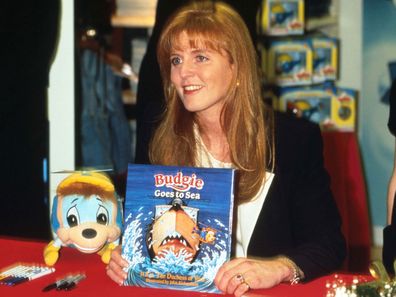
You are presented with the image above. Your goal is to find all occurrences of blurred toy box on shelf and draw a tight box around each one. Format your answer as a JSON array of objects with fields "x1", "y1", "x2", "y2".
[
  {"x1": 272, "y1": 84, "x2": 356, "y2": 131},
  {"x1": 261, "y1": 39, "x2": 313, "y2": 86},
  {"x1": 311, "y1": 37, "x2": 338, "y2": 83},
  {"x1": 257, "y1": 0, "x2": 305, "y2": 36},
  {"x1": 259, "y1": 36, "x2": 339, "y2": 87}
]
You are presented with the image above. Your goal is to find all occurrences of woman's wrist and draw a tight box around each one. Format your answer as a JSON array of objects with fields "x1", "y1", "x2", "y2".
[{"x1": 276, "y1": 256, "x2": 304, "y2": 285}]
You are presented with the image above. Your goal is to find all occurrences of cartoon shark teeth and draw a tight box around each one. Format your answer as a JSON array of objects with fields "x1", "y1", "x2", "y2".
[{"x1": 159, "y1": 233, "x2": 192, "y2": 249}]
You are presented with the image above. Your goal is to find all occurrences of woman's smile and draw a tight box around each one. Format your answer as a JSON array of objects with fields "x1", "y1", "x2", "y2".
[{"x1": 183, "y1": 84, "x2": 204, "y2": 95}]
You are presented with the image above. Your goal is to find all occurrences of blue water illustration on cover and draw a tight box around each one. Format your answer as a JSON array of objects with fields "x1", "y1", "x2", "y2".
[{"x1": 122, "y1": 164, "x2": 235, "y2": 293}]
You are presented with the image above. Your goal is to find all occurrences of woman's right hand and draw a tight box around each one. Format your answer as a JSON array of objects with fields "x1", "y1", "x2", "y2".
[{"x1": 106, "y1": 245, "x2": 129, "y2": 285}]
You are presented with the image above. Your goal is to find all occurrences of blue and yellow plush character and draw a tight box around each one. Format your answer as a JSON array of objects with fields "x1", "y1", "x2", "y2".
[{"x1": 43, "y1": 172, "x2": 123, "y2": 266}]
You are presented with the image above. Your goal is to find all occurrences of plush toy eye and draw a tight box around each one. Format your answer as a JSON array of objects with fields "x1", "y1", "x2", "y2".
[
  {"x1": 66, "y1": 206, "x2": 80, "y2": 227},
  {"x1": 96, "y1": 205, "x2": 109, "y2": 225}
]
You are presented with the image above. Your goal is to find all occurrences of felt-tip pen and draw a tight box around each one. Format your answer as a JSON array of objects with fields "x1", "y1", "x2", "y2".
[
  {"x1": 0, "y1": 265, "x2": 31, "y2": 283},
  {"x1": 61, "y1": 274, "x2": 86, "y2": 291},
  {"x1": 42, "y1": 275, "x2": 75, "y2": 292},
  {"x1": 0, "y1": 265, "x2": 27, "y2": 280},
  {"x1": 10, "y1": 267, "x2": 55, "y2": 286}
]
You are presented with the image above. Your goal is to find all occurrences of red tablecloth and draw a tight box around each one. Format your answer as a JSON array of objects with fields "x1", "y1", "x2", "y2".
[
  {"x1": 322, "y1": 131, "x2": 372, "y2": 272},
  {"x1": 0, "y1": 237, "x2": 372, "y2": 297}
]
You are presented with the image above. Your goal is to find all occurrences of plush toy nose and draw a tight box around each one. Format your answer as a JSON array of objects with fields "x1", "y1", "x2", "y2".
[{"x1": 82, "y1": 228, "x2": 97, "y2": 239}]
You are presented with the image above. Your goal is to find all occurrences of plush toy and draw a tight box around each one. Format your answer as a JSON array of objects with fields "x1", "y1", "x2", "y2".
[{"x1": 44, "y1": 171, "x2": 123, "y2": 266}]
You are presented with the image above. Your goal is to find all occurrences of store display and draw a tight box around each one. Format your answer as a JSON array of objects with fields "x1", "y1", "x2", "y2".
[{"x1": 259, "y1": 0, "x2": 356, "y2": 132}]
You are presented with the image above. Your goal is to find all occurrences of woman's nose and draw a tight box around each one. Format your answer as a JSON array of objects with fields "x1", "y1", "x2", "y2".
[{"x1": 179, "y1": 60, "x2": 194, "y2": 78}]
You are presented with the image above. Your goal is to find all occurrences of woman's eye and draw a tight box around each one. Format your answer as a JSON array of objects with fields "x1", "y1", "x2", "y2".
[
  {"x1": 196, "y1": 55, "x2": 208, "y2": 62},
  {"x1": 171, "y1": 56, "x2": 182, "y2": 65}
]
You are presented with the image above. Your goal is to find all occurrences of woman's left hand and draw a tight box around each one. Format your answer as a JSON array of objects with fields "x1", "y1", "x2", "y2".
[{"x1": 214, "y1": 257, "x2": 292, "y2": 297}]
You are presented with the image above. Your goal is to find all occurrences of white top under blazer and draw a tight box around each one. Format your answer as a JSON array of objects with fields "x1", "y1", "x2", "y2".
[{"x1": 195, "y1": 133, "x2": 274, "y2": 257}]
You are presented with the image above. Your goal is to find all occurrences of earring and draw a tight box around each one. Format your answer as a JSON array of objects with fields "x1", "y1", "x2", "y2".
[
  {"x1": 236, "y1": 80, "x2": 240, "y2": 87},
  {"x1": 167, "y1": 84, "x2": 174, "y2": 95}
]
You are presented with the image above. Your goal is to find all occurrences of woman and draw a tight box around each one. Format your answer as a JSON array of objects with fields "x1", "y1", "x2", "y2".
[
  {"x1": 134, "y1": 0, "x2": 262, "y2": 164},
  {"x1": 384, "y1": 78, "x2": 396, "y2": 274},
  {"x1": 107, "y1": 1, "x2": 346, "y2": 296},
  {"x1": 387, "y1": 79, "x2": 396, "y2": 225}
]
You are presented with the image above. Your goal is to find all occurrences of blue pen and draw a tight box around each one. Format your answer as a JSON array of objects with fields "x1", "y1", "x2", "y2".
[
  {"x1": 12, "y1": 267, "x2": 55, "y2": 286},
  {"x1": 1, "y1": 265, "x2": 31, "y2": 285},
  {"x1": 0, "y1": 265, "x2": 26, "y2": 280},
  {"x1": 7, "y1": 266, "x2": 39, "y2": 285},
  {"x1": 7, "y1": 266, "x2": 54, "y2": 286}
]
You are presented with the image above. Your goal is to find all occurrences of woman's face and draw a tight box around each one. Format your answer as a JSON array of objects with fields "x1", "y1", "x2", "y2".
[{"x1": 170, "y1": 31, "x2": 235, "y2": 119}]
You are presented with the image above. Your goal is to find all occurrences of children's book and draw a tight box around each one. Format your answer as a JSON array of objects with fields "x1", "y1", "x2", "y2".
[{"x1": 122, "y1": 164, "x2": 235, "y2": 293}]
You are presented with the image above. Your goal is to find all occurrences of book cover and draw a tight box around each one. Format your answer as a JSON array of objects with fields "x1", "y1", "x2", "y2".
[{"x1": 122, "y1": 164, "x2": 235, "y2": 293}]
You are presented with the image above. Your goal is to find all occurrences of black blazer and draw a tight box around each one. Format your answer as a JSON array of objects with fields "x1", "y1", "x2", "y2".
[
  {"x1": 388, "y1": 79, "x2": 396, "y2": 136},
  {"x1": 247, "y1": 112, "x2": 346, "y2": 281},
  {"x1": 136, "y1": 111, "x2": 346, "y2": 281}
]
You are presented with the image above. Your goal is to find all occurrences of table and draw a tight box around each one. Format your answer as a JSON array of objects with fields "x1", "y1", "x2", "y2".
[
  {"x1": 0, "y1": 237, "x2": 372, "y2": 297},
  {"x1": 322, "y1": 132, "x2": 372, "y2": 272}
]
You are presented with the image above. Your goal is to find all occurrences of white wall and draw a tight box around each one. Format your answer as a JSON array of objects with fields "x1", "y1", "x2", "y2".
[
  {"x1": 48, "y1": 0, "x2": 75, "y2": 203},
  {"x1": 338, "y1": 0, "x2": 362, "y2": 92}
]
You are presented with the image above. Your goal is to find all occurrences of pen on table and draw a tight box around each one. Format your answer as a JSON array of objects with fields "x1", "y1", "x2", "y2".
[
  {"x1": 0, "y1": 265, "x2": 32, "y2": 284},
  {"x1": 0, "y1": 266, "x2": 22, "y2": 282},
  {"x1": 0, "y1": 265, "x2": 27, "y2": 280},
  {"x1": 9, "y1": 267, "x2": 55, "y2": 286},
  {"x1": 63, "y1": 274, "x2": 86, "y2": 291},
  {"x1": 42, "y1": 275, "x2": 75, "y2": 292},
  {"x1": 56, "y1": 274, "x2": 85, "y2": 291},
  {"x1": 56, "y1": 275, "x2": 80, "y2": 291}
]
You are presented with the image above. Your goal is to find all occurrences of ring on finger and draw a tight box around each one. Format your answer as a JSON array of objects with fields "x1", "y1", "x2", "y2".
[
  {"x1": 235, "y1": 273, "x2": 250, "y2": 290},
  {"x1": 235, "y1": 273, "x2": 244, "y2": 283},
  {"x1": 242, "y1": 281, "x2": 250, "y2": 290}
]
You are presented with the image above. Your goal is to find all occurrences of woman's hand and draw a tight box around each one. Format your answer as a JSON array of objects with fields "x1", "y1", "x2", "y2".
[
  {"x1": 214, "y1": 257, "x2": 292, "y2": 297},
  {"x1": 105, "y1": 245, "x2": 129, "y2": 285}
]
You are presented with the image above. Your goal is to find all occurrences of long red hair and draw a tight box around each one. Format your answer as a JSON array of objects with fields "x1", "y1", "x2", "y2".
[{"x1": 150, "y1": 1, "x2": 274, "y2": 203}]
